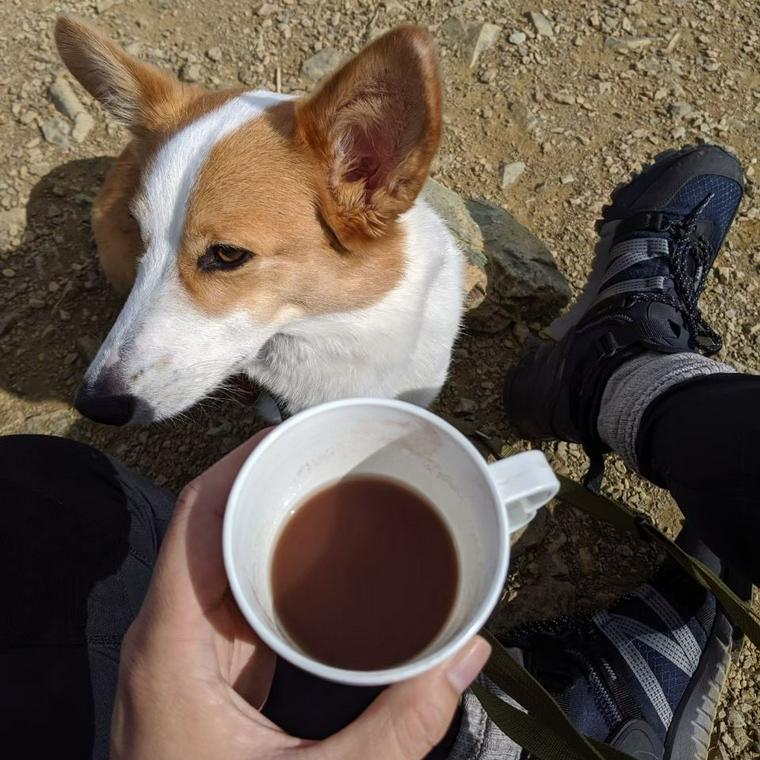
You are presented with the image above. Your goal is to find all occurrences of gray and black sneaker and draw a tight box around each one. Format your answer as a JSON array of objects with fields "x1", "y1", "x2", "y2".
[
  {"x1": 503, "y1": 532, "x2": 736, "y2": 760},
  {"x1": 503, "y1": 144, "x2": 744, "y2": 482}
]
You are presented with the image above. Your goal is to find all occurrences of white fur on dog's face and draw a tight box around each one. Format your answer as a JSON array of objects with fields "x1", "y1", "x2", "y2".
[{"x1": 84, "y1": 92, "x2": 294, "y2": 421}]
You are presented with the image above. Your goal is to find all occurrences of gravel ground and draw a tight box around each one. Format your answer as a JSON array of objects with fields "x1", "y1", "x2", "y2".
[{"x1": 1, "y1": 0, "x2": 758, "y2": 756}]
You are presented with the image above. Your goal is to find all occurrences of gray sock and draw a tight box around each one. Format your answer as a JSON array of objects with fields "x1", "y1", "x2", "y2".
[
  {"x1": 597, "y1": 352, "x2": 735, "y2": 471},
  {"x1": 446, "y1": 650, "x2": 524, "y2": 760}
]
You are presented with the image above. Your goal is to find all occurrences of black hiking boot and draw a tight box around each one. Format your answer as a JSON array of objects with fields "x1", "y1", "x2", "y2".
[{"x1": 503, "y1": 144, "x2": 744, "y2": 477}]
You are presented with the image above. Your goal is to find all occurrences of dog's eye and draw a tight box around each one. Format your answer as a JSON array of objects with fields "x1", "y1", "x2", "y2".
[{"x1": 199, "y1": 244, "x2": 253, "y2": 272}]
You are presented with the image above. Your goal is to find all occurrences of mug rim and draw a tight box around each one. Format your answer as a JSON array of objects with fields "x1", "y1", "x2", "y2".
[{"x1": 222, "y1": 397, "x2": 510, "y2": 686}]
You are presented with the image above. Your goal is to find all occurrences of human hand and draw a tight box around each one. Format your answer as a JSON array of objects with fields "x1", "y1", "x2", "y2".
[{"x1": 110, "y1": 431, "x2": 491, "y2": 760}]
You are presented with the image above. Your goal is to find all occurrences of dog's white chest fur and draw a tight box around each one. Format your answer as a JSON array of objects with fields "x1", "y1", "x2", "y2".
[{"x1": 249, "y1": 200, "x2": 465, "y2": 411}]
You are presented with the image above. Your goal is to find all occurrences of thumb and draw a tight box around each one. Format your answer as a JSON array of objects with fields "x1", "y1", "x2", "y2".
[{"x1": 320, "y1": 636, "x2": 491, "y2": 760}]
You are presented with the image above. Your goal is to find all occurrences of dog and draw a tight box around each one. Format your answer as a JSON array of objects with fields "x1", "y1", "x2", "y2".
[{"x1": 55, "y1": 17, "x2": 465, "y2": 425}]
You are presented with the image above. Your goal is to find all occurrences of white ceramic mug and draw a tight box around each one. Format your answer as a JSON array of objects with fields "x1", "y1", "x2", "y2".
[{"x1": 223, "y1": 398, "x2": 559, "y2": 686}]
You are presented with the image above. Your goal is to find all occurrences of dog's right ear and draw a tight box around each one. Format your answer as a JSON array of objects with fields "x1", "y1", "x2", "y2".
[{"x1": 55, "y1": 16, "x2": 187, "y2": 134}]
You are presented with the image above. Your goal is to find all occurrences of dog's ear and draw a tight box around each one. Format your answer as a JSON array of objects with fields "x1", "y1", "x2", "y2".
[
  {"x1": 295, "y1": 26, "x2": 441, "y2": 242},
  {"x1": 55, "y1": 16, "x2": 188, "y2": 134}
]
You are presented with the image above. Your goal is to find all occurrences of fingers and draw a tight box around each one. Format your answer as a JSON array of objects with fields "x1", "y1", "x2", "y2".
[
  {"x1": 141, "y1": 429, "x2": 274, "y2": 626},
  {"x1": 319, "y1": 636, "x2": 491, "y2": 760}
]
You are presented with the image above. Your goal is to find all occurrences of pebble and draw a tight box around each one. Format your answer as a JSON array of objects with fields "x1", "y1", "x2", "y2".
[
  {"x1": 2, "y1": 268, "x2": 16, "y2": 278},
  {"x1": 206, "y1": 46, "x2": 223, "y2": 62},
  {"x1": 528, "y1": 11, "x2": 554, "y2": 38},
  {"x1": 551, "y1": 92, "x2": 576, "y2": 105},
  {"x1": 669, "y1": 102, "x2": 693, "y2": 119},
  {"x1": 96, "y1": 0, "x2": 121, "y2": 12},
  {"x1": 467, "y1": 23, "x2": 501, "y2": 68},
  {"x1": 455, "y1": 398, "x2": 478, "y2": 415},
  {"x1": 180, "y1": 62, "x2": 202, "y2": 83},
  {"x1": 509, "y1": 31, "x2": 527, "y2": 45},
  {"x1": 560, "y1": 174, "x2": 576, "y2": 185},
  {"x1": 49, "y1": 76, "x2": 85, "y2": 120},
  {"x1": 479, "y1": 68, "x2": 497, "y2": 84},
  {"x1": 41, "y1": 116, "x2": 71, "y2": 147},
  {"x1": 301, "y1": 48, "x2": 343, "y2": 81},
  {"x1": 72, "y1": 112, "x2": 95, "y2": 143},
  {"x1": 501, "y1": 161, "x2": 526, "y2": 188},
  {"x1": 605, "y1": 36, "x2": 652, "y2": 53}
]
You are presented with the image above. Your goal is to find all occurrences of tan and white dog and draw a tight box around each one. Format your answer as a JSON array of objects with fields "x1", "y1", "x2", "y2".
[{"x1": 55, "y1": 17, "x2": 465, "y2": 425}]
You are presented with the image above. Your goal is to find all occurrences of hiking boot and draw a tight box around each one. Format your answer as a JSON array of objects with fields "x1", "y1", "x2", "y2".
[
  {"x1": 503, "y1": 144, "x2": 744, "y2": 463},
  {"x1": 502, "y1": 533, "x2": 737, "y2": 760}
]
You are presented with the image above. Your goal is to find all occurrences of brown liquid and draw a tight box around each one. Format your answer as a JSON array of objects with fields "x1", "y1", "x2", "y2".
[{"x1": 271, "y1": 476, "x2": 459, "y2": 671}]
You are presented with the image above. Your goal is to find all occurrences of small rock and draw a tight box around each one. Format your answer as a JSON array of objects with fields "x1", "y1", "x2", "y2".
[
  {"x1": 560, "y1": 174, "x2": 576, "y2": 185},
  {"x1": 2, "y1": 268, "x2": 16, "y2": 278},
  {"x1": 455, "y1": 398, "x2": 478, "y2": 415},
  {"x1": 440, "y1": 16, "x2": 468, "y2": 46},
  {"x1": 509, "y1": 100, "x2": 538, "y2": 132},
  {"x1": 501, "y1": 161, "x2": 526, "y2": 188},
  {"x1": 71, "y1": 112, "x2": 95, "y2": 143},
  {"x1": 726, "y1": 708, "x2": 745, "y2": 729},
  {"x1": 513, "y1": 322, "x2": 530, "y2": 343},
  {"x1": 508, "y1": 31, "x2": 527, "y2": 45},
  {"x1": 669, "y1": 102, "x2": 693, "y2": 119},
  {"x1": 605, "y1": 36, "x2": 653, "y2": 53},
  {"x1": 180, "y1": 62, "x2": 202, "y2": 83},
  {"x1": 301, "y1": 48, "x2": 343, "y2": 82},
  {"x1": 551, "y1": 92, "x2": 576, "y2": 105},
  {"x1": 466, "y1": 22, "x2": 501, "y2": 68},
  {"x1": 41, "y1": 116, "x2": 71, "y2": 147},
  {"x1": 49, "y1": 76, "x2": 85, "y2": 120},
  {"x1": 479, "y1": 68, "x2": 497, "y2": 84},
  {"x1": 257, "y1": 2, "x2": 277, "y2": 15},
  {"x1": 528, "y1": 11, "x2": 553, "y2": 37},
  {"x1": 96, "y1": 0, "x2": 121, "y2": 13},
  {"x1": 206, "y1": 46, "x2": 223, "y2": 62},
  {"x1": 715, "y1": 266, "x2": 732, "y2": 284}
]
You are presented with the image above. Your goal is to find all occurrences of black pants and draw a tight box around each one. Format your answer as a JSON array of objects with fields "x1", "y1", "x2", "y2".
[{"x1": 1, "y1": 374, "x2": 758, "y2": 758}]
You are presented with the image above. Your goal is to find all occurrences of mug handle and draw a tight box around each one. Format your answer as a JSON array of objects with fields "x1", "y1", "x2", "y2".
[{"x1": 487, "y1": 450, "x2": 560, "y2": 533}]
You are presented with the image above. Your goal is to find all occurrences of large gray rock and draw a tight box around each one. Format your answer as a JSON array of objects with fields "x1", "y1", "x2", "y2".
[
  {"x1": 421, "y1": 178, "x2": 570, "y2": 323},
  {"x1": 421, "y1": 179, "x2": 487, "y2": 310},
  {"x1": 467, "y1": 198, "x2": 571, "y2": 326}
]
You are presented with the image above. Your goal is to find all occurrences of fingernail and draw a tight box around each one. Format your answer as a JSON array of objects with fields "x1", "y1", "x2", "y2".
[{"x1": 445, "y1": 637, "x2": 491, "y2": 693}]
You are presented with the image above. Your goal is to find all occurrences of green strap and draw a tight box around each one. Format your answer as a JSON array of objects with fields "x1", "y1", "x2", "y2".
[
  {"x1": 557, "y1": 474, "x2": 760, "y2": 649},
  {"x1": 475, "y1": 631, "x2": 634, "y2": 760}
]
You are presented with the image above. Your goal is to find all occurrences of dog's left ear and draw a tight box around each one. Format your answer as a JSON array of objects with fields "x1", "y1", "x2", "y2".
[{"x1": 295, "y1": 26, "x2": 441, "y2": 242}]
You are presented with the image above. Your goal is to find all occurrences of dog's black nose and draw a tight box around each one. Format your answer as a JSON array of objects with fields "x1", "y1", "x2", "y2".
[{"x1": 74, "y1": 369, "x2": 140, "y2": 426}]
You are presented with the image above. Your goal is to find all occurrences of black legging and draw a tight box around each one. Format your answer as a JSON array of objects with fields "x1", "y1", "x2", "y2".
[
  {"x1": 1, "y1": 374, "x2": 758, "y2": 758},
  {"x1": 637, "y1": 373, "x2": 760, "y2": 582}
]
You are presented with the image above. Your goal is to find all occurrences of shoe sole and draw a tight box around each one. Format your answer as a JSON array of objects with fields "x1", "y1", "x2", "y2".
[
  {"x1": 663, "y1": 608, "x2": 733, "y2": 760},
  {"x1": 547, "y1": 144, "x2": 742, "y2": 342}
]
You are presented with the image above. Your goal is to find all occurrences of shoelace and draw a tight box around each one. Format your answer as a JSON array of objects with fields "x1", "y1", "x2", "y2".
[{"x1": 630, "y1": 193, "x2": 723, "y2": 355}]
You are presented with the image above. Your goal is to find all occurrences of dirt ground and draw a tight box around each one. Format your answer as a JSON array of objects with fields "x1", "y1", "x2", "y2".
[{"x1": 1, "y1": 0, "x2": 758, "y2": 756}]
